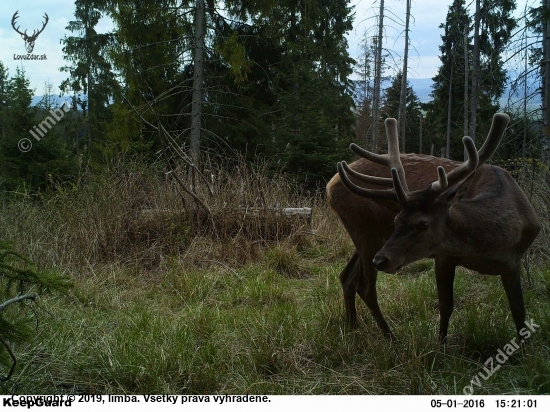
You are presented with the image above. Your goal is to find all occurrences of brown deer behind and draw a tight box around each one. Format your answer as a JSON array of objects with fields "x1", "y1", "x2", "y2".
[{"x1": 327, "y1": 113, "x2": 540, "y2": 343}]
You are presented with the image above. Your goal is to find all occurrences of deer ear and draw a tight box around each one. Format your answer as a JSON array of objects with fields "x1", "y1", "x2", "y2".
[{"x1": 437, "y1": 173, "x2": 475, "y2": 206}]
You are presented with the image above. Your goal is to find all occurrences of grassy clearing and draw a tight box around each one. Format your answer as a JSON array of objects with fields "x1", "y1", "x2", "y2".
[
  {"x1": 1, "y1": 160, "x2": 549, "y2": 394},
  {"x1": 3, "y1": 254, "x2": 549, "y2": 395}
]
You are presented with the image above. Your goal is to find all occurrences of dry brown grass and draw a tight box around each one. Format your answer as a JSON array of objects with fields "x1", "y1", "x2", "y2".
[
  {"x1": 1, "y1": 156, "x2": 546, "y2": 279},
  {"x1": 0, "y1": 157, "x2": 349, "y2": 274}
]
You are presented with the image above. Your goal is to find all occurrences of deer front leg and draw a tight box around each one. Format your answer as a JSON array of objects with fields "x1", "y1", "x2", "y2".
[
  {"x1": 357, "y1": 258, "x2": 394, "y2": 340},
  {"x1": 500, "y1": 265, "x2": 526, "y2": 338},
  {"x1": 435, "y1": 258, "x2": 456, "y2": 344},
  {"x1": 339, "y1": 250, "x2": 360, "y2": 327}
]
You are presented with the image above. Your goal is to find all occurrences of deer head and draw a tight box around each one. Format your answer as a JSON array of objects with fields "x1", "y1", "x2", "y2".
[
  {"x1": 11, "y1": 11, "x2": 49, "y2": 54},
  {"x1": 337, "y1": 113, "x2": 510, "y2": 273}
]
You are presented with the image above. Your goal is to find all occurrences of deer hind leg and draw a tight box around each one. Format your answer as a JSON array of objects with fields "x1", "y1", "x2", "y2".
[
  {"x1": 435, "y1": 258, "x2": 456, "y2": 344},
  {"x1": 339, "y1": 250, "x2": 361, "y2": 328},
  {"x1": 356, "y1": 255, "x2": 394, "y2": 340},
  {"x1": 500, "y1": 265, "x2": 526, "y2": 338}
]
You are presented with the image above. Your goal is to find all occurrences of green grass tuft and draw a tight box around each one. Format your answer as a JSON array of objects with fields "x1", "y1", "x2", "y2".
[{"x1": 3, "y1": 256, "x2": 548, "y2": 395}]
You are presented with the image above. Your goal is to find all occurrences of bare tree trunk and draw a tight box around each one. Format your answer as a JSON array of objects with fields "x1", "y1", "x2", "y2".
[
  {"x1": 364, "y1": 66, "x2": 368, "y2": 148},
  {"x1": 362, "y1": 42, "x2": 370, "y2": 148},
  {"x1": 544, "y1": 0, "x2": 550, "y2": 162},
  {"x1": 399, "y1": 0, "x2": 411, "y2": 152},
  {"x1": 372, "y1": 0, "x2": 385, "y2": 152},
  {"x1": 464, "y1": 29, "x2": 469, "y2": 160},
  {"x1": 85, "y1": 1, "x2": 92, "y2": 147},
  {"x1": 522, "y1": 0, "x2": 532, "y2": 161},
  {"x1": 190, "y1": 0, "x2": 205, "y2": 167},
  {"x1": 469, "y1": 0, "x2": 480, "y2": 145},
  {"x1": 446, "y1": 59, "x2": 453, "y2": 159},
  {"x1": 419, "y1": 112, "x2": 423, "y2": 154}
]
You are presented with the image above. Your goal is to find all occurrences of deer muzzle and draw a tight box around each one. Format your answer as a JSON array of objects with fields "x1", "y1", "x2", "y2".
[
  {"x1": 372, "y1": 255, "x2": 388, "y2": 271},
  {"x1": 372, "y1": 251, "x2": 404, "y2": 273}
]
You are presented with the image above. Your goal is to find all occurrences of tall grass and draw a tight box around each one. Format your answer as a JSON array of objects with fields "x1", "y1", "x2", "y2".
[{"x1": 0, "y1": 157, "x2": 321, "y2": 272}]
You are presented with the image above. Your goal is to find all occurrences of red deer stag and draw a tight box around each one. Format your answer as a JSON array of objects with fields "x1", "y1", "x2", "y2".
[{"x1": 327, "y1": 113, "x2": 540, "y2": 343}]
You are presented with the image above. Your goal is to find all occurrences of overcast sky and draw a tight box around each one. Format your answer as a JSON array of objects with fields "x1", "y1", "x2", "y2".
[{"x1": 0, "y1": 0, "x2": 534, "y2": 97}]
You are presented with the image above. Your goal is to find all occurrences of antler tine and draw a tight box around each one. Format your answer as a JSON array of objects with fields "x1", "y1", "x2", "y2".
[
  {"x1": 431, "y1": 166, "x2": 449, "y2": 192},
  {"x1": 478, "y1": 113, "x2": 509, "y2": 165},
  {"x1": 350, "y1": 143, "x2": 388, "y2": 166},
  {"x1": 338, "y1": 117, "x2": 410, "y2": 203},
  {"x1": 440, "y1": 113, "x2": 510, "y2": 191},
  {"x1": 430, "y1": 136, "x2": 478, "y2": 195},
  {"x1": 340, "y1": 161, "x2": 394, "y2": 187},
  {"x1": 390, "y1": 168, "x2": 408, "y2": 204},
  {"x1": 385, "y1": 118, "x2": 409, "y2": 192},
  {"x1": 427, "y1": 114, "x2": 508, "y2": 197},
  {"x1": 349, "y1": 119, "x2": 408, "y2": 187},
  {"x1": 337, "y1": 163, "x2": 398, "y2": 200}
]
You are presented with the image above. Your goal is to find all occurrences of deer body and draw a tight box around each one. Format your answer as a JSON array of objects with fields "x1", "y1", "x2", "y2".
[{"x1": 328, "y1": 114, "x2": 540, "y2": 342}]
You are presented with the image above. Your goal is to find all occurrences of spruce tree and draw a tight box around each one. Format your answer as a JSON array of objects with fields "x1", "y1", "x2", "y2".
[
  {"x1": 424, "y1": 0, "x2": 516, "y2": 160},
  {"x1": 381, "y1": 73, "x2": 423, "y2": 154},
  {"x1": 61, "y1": 0, "x2": 118, "y2": 154},
  {"x1": 0, "y1": 67, "x2": 76, "y2": 192},
  {"x1": 269, "y1": 0, "x2": 355, "y2": 188},
  {"x1": 424, "y1": 0, "x2": 471, "y2": 159}
]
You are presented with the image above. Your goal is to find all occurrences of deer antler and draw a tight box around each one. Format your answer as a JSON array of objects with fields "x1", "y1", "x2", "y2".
[
  {"x1": 337, "y1": 113, "x2": 510, "y2": 205},
  {"x1": 337, "y1": 118, "x2": 408, "y2": 200},
  {"x1": 423, "y1": 112, "x2": 509, "y2": 198}
]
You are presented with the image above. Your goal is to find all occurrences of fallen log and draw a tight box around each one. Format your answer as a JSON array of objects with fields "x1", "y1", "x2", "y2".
[{"x1": 131, "y1": 207, "x2": 312, "y2": 242}]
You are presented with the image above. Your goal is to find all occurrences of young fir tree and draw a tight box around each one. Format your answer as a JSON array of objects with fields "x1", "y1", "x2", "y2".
[{"x1": 0, "y1": 241, "x2": 72, "y2": 382}]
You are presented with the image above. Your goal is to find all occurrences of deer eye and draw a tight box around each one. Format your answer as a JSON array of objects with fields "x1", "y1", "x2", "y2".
[{"x1": 417, "y1": 221, "x2": 429, "y2": 231}]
